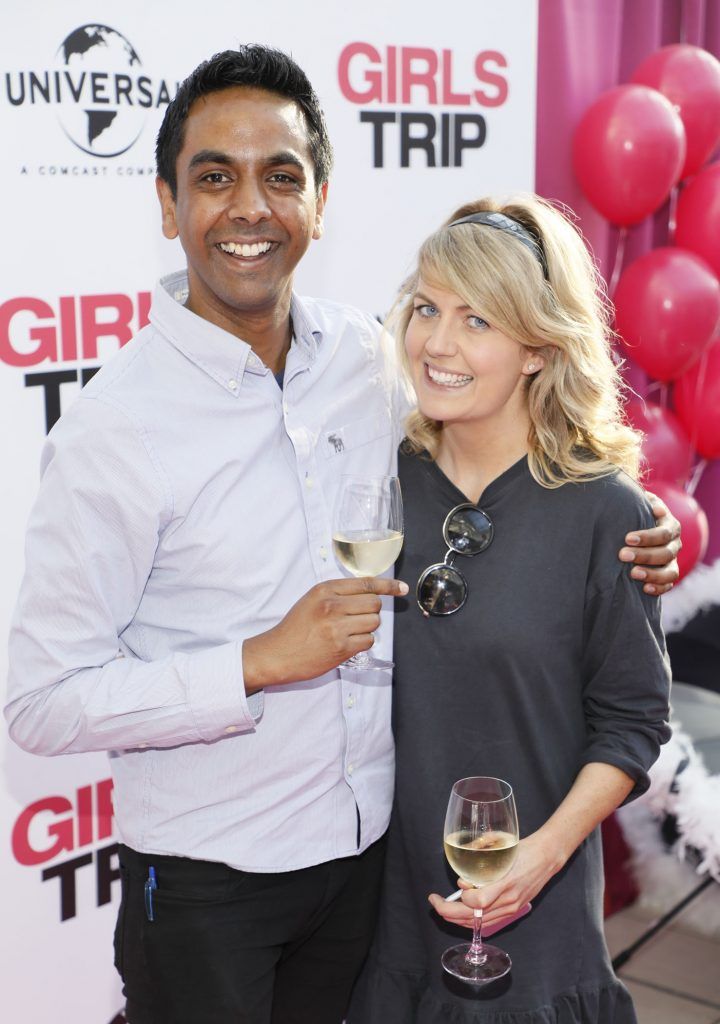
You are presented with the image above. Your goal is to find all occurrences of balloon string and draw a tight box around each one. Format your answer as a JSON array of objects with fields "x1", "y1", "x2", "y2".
[
  {"x1": 684, "y1": 347, "x2": 710, "y2": 490},
  {"x1": 686, "y1": 458, "x2": 707, "y2": 497},
  {"x1": 668, "y1": 185, "x2": 679, "y2": 242},
  {"x1": 608, "y1": 227, "x2": 628, "y2": 296},
  {"x1": 659, "y1": 382, "x2": 669, "y2": 409}
]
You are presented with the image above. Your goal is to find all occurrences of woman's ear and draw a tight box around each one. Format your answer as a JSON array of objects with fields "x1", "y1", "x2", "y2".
[{"x1": 522, "y1": 352, "x2": 546, "y2": 376}]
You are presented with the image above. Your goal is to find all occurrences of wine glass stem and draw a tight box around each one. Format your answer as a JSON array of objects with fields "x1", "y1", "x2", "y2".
[{"x1": 467, "y1": 907, "x2": 487, "y2": 965}]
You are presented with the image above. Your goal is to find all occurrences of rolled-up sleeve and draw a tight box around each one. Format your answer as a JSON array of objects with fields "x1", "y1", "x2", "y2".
[
  {"x1": 5, "y1": 396, "x2": 259, "y2": 757},
  {"x1": 580, "y1": 570, "x2": 671, "y2": 801}
]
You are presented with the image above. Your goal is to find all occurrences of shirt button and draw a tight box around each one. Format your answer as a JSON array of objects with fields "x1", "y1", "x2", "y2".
[
  {"x1": 225, "y1": 725, "x2": 238, "y2": 734},
  {"x1": 228, "y1": 379, "x2": 238, "y2": 391},
  {"x1": 319, "y1": 545, "x2": 328, "y2": 559},
  {"x1": 347, "y1": 764, "x2": 355, "y2": 775},
  {"x1": 347, "y1": 695, "x2": 355, "y2": 708},
  {"x1": 305, "y1": 477, "x2": 314, "y2": 489}
]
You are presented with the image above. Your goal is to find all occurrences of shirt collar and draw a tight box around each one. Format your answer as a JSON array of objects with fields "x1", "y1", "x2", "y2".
[{"x1": 150, "y1": 271, "x2": 323, "y2": 397}]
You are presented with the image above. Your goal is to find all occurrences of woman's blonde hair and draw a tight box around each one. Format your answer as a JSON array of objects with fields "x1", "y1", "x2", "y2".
[{"x1": 393, "y1": 194, "x2": 640, "y2": 487}]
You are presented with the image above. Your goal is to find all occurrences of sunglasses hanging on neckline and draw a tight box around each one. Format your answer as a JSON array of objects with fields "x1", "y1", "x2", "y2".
[{"x1": 416, "y1": 502, "x2": 494, "y2": 617}]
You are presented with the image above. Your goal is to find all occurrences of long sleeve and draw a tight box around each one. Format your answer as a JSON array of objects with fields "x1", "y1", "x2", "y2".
[
  {"x1": 580, "y1": 568, "x2": 671, "y2": 800},
  {"x1": 5, "y1": 396, "x2": 259, "y2": 756}
]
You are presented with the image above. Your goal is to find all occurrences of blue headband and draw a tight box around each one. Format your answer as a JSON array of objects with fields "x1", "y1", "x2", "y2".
[{"x1": 448, "y1": 211, "x2": 549, "y2": 280}]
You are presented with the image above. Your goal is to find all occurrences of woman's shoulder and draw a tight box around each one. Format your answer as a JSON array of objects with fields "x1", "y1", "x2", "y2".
[{"x1": 578, "y1": 469, "x2": 653, "y2": 526}]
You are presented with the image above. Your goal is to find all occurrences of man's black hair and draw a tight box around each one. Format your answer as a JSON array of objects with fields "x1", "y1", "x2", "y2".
[{"x1": 156, "y1": 45, "x2": 334, "y2": 197}]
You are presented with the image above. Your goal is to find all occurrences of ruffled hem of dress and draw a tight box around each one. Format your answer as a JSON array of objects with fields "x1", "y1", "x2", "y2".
[{"x1": 347, "y1": 964, "x2": 636, "y2": 1024}]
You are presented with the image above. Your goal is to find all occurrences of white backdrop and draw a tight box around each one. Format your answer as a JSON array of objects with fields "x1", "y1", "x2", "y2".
[{"x1": 0, "y1": 2, "x2": 537, "y2": 1019}]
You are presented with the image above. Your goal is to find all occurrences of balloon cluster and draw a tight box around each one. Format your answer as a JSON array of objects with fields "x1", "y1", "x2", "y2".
[{"x1": 573, "y1": 44, "x2": 720, "y2": 579}]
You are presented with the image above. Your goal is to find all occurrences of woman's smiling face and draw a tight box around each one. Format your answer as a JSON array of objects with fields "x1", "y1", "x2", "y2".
[{"x1": 404, "y1": 277, "x2": 542, "y2": 430}]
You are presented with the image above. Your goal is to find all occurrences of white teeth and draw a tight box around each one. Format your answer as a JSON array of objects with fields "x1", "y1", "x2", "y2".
[
  {"x1": 219, "y1": 241, "x2": 272, "y2": 257},
  {"x1": 427, "y1": 366, "x2": 473, "y2": 387}
]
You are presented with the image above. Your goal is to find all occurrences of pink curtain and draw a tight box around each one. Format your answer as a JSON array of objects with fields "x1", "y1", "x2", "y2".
[{"x1": 536, "y1": 0, "x2": 720, "y2": 563}]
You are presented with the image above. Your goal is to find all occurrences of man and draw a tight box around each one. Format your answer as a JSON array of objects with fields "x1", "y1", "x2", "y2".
[{"x1": 6, "y1": 46, "x2": 679, "y2": 1024}]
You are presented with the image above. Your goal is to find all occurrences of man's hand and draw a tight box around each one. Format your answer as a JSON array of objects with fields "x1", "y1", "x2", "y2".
[
  {"x1": 618, "y1": 491, "x2": 682, "y2": 595},
  {"x1": 242, "y1": 577, "x2": 408, "y2": 692}
]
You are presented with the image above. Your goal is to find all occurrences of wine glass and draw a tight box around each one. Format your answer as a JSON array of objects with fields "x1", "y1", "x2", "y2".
[
  {"x1": 442, "y1": 776, "x2": 519, "y2": 984},
  {"x1": 332, "y1": 475, "x2": 403, "y2": 670}
]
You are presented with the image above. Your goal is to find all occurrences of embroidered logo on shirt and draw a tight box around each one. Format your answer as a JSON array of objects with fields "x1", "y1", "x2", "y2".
[{"x1": 327, "y1": 433, "x2": 345, "y2": 453}]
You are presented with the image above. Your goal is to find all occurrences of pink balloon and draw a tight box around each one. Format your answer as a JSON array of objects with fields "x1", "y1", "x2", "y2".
[
  {"x1": 572, "y1": 84, "x2": 686, "y2": 226},
  {"x1": 673, "y1": 339, "x2": 720, "y2": 459},
  {"x1": 625, "y1": 400, "x2": 693, "y2": 486},
  {"x1": 649, "y1": 481, "x2": 709, "y2": 579},
  {"x1": 675, "y1": 163, "x2": 720, "y2": 279},
  {"x1": 632, "y1": 44, "x2": 720, "y2": 179},
  {"x1": 614, "y1": 248, "x2": 720, "y2": 380}
]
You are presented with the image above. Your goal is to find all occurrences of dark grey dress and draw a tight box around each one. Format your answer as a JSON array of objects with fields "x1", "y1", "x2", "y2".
[{"x1": 348, "y1": 448, "x2": 671, "y2": 1024}]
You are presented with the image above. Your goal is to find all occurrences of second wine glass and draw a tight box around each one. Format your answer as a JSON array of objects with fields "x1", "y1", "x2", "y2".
[
  {"x1": 332, "y1": 475, "x2": 403, "y2": 670},
  {"x1": 442, "y1": 776, "x2": 519, "y2": 984}
]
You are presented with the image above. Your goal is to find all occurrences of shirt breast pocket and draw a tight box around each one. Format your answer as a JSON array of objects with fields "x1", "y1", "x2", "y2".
[{"x1": 321, "y1": 414, "x2": 392, "y2": 460}]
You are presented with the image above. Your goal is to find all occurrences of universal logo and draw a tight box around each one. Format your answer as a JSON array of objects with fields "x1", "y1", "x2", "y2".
[{"x1": 4, "y1": 23, "x2": 177, "y2": 161}]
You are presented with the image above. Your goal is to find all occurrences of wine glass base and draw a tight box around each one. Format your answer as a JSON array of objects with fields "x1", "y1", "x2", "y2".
[
  {"x1": 441, "y1": 942, "x2": 512, "y2": 985},
  {"x1": 341, "y1": 653, "x2": 394, "y2": 671}
]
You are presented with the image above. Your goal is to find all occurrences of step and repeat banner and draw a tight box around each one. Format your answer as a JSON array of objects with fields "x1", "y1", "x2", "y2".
[{"x1": 0, "y1": 2, "x2": 538, "y2": 1019}]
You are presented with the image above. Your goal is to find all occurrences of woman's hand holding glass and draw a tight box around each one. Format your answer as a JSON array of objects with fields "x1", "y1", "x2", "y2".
[{"x1": 430, "y1": 829, "x2": 563, "y2": 931}]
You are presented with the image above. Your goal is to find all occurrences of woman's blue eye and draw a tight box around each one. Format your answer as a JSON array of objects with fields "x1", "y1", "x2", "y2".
[
  {"x1": 467, "y1": 315, "x2": 488, "y2": 329},
  {"x1": 414, "y1": 304, "x2": 438, "y2": 318}
]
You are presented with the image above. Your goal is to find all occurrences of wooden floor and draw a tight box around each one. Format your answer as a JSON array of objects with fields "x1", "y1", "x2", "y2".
[{"x1": 606, "y1": 900, "x2": 720, "y2": 1023}]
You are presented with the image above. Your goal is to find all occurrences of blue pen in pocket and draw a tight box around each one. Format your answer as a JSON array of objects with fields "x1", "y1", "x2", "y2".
[{"x1": 144, "y1": 866, "x2": 157, "y2": 922}]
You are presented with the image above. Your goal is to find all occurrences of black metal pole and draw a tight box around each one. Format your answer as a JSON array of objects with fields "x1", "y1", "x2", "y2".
[{"x1": 612, "y1": 875, "x2": 715, "y2": 971}]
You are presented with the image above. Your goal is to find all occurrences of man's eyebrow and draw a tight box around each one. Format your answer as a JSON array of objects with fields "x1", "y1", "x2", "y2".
[
  {"x1": 186, "y1": 150, "x2": 308, "y2": 174},
  {"x1": 187, "y1": 149, "x2": 233, "y2": 171},
  {"x1": 265, "y1": 151, "x2": 306, "y2": 173}
]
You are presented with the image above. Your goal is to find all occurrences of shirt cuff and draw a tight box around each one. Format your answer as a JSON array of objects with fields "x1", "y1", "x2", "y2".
[
  {"x1": 180, "y1": 641, "x2": 260, "y2": 741},
  {"x1": 246, "y1": 690, "x2": 264, "y2": 721}
]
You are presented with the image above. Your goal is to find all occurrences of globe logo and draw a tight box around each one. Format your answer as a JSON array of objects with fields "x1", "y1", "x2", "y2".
[{"x1": 55, "y1": 25, "x2": 146, "y2": 158}]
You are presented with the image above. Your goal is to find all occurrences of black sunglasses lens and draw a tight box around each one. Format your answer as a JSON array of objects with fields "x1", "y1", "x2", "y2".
[
  {"x1": 417, "y1": 564, "x2": 468, "y2": 616},
  {"x1": 445, "y1": 506, "x2": 493, "y2": 554}
]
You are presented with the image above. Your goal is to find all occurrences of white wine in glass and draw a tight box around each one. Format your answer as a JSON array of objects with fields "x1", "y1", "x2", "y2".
[
  {"x1": 333, "y1": 530, "x2": 404, "y2": 577},
  {"x1": 332, "y1": 475, "x2": 403, "y2": 669},
  {"x1": 442, "y1": 777, "x2": 519, "y2": 984}
]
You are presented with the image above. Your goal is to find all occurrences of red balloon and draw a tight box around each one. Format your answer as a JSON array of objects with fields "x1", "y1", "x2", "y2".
[
  {"x1": 625, "y1": 400, "x2": 693, "y2": 486},
  {"x1": 648, "y1": 481, "x2": 708, "y2": 579},
  {"x1": 614, "y1": 248, "x2": 720, "y2": 380},
  {"x1": 675, "y1": 163, "x2": 720, "y2": 278},
  {"x1": 673, "y1": 338, "x2": 720, "y2": 459},
  {"x1": 632, "y1": 44, "x2": 720, "y2": 179},
  {"x1": 572, "y1": 85, "x2": 686, "y2": 226}
]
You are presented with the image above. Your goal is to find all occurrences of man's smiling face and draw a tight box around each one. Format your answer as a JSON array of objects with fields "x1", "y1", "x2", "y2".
[{"x1": 156, "y1": 86, "x2": 326, "y2": 335}]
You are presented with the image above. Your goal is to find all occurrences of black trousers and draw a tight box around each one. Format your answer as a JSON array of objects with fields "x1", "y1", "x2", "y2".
[{"x1": 114, "y1": 837, "x2": 386, "y2": 1024}]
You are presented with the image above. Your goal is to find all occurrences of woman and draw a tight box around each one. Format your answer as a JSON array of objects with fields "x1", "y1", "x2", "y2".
[{"x1": 348, "y1": 196, "x2": 671, "y2": 1022}]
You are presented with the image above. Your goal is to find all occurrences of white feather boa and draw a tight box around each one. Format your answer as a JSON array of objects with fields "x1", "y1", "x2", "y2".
[
  {"x1": 617, "y1": 724, "x2": 720, "y2": 936},
  {"x1": 615, "y1": 561, "x2": 720, "y2": 933},
  {"x1": 661, "y1": 558, "x2": 720, "y2": 633}
]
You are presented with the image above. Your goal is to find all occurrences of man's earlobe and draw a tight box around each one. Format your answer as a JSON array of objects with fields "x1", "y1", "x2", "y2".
[
  {"x1": 312, "y1": 182, "x2": 328, "y2": 241},
  {"x1": 156, "y1": 176, "x2": 179, "y2": 240}
]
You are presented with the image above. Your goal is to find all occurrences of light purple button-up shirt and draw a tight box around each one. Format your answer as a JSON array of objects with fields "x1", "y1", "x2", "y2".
[{"x1": 6, "y1": 272, "x2": 407, "y2": 871}]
